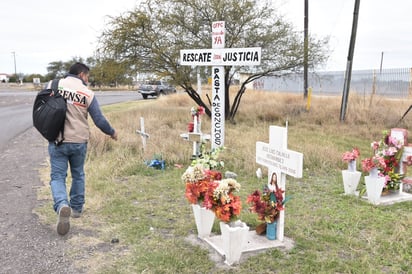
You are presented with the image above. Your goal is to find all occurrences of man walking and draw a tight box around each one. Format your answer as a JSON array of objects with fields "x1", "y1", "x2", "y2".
[{"x1": 46, "y1": 62, "x2": 118, "y2": 236}]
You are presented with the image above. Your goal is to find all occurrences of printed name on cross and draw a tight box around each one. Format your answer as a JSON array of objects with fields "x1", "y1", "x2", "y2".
[
  {"x1": 182, "y1": 52, "x2": 212, "y2": 62},
  {"x1": 262, "y1": 146, "x2": 291, "y2": 159},
  {"x1": 256, "y1": 140, "x2": 303, "y2": 178}
]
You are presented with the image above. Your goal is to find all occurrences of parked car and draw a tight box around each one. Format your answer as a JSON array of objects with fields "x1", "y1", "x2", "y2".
[{"x1": 137, "y1": 80, "x2": 176, "y2": 99}]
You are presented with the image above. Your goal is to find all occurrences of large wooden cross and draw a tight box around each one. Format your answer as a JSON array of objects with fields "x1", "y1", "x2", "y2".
[{"x1": 256, "y1": 125, "x2": 303, "y2": 241}]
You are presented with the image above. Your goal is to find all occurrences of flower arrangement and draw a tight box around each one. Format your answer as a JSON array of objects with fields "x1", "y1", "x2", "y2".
[
  {"x1": 183, "y1": 144, "x2": 243, "y2": 223},
  {"x1": 182, "y1": 164, "x2": 222, "y2": 205},
  {"x1": 361, "y1": 130, "x2": 404, "y2": 190},
  {"x1": 247, "y1": 185, "x2": 287, "y2": 224},
  {"x1": 203, "y1": 178, "x2": 242, "y2": 223},
  {"x1": 191, "y1": 144, "x2": 224, "y2": 170},
  {"x1": 188, "y1": 106, "x2": 205, "y2": 132},
  {"x1": 183, "y1": 145, "x2": 225, "y2": 205},
  {"x1": 342, "y1": 147, "x2": 360, "y2": 162},
  {"x1": 191, "y1": 106, "x2": 205, "y2": 118},
  {"x1": 361, "y1": 155, "x2": 386, "y2": 172}
]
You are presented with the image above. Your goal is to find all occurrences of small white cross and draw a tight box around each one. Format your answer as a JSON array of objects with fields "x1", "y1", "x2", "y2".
[{"x1": 136, "y1": 117, "x2": 149, "y2": 151}]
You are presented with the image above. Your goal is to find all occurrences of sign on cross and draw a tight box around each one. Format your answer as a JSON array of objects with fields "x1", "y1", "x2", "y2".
[
  {"x1": 255, "y1": 125, "x2": 303, "y2": 241},
  {"x1": 180, "y1": 21, "x2": 261, "y2": 150}
]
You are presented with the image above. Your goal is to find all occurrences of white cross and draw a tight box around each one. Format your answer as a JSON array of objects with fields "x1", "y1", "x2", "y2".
[
  {"x1": 179, "y1": 21, "x2": 261, "y2": 150},
  {"x1": 136, "y1": 117, "x2": 149, "y2": 151},
  {"x1": 256, "y1": 125, "x2": 303, "y2": 241}
]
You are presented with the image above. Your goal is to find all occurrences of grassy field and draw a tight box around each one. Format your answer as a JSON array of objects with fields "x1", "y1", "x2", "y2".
[{"x1": 35, "y1": 89, "x2": 412, "y2": 273}]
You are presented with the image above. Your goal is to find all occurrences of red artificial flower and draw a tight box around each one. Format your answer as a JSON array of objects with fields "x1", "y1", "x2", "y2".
[
  {"x1": 204, "y1": 169, "x2": 222, "y2": 181},
  {"x1": 185, "y1": 180, "x2": 210, "y2": 205},
  {"x1": 247, "y1": 186, "x2": 288, "y2": 224}
]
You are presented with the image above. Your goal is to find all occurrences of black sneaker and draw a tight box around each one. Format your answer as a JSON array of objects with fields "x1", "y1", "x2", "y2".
[{"x1": 57, "y1": 205, "x2": 71, "y2": 235}]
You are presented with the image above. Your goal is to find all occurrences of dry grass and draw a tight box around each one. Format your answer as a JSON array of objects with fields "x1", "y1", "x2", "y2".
[
  {"x1": 36, "y1": 88, "x2": 412, "y2": 273},
  {"x1": 90, "y1": 88, "x2": 412, "y2": 176}
]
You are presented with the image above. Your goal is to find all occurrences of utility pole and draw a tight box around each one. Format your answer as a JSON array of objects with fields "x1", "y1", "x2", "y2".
[
  {"x1": 11, "y1": 51, "x2": 17, "y2": 83},
  {"x1": 339, "y1": 0, "x2": 360, "y2": 122},
  {"x1": 379, "y1": 51, "x2": 384, "y2": 73},
  {"x1": 303, "y1": 0, "x2": 309, "y2": 98}
]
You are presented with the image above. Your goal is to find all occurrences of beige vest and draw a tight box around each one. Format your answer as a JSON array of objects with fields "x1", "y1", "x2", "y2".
[{"x1": 48, "y1": 76, "x2": 95, "y2": 143}]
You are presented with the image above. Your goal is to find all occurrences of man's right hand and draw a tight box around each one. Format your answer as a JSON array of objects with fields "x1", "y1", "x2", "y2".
[{"x1": 111, "y1": 131, "x2": 118, "y2": 141}]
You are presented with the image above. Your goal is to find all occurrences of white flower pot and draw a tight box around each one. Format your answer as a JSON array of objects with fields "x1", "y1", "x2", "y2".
[
  {"x1": 369, "y1": 167, "x2": 379, "y2": 178},
  {"x1": 191, "y1": 204, "x2": 215, "y2": 238},
  {"x1": 348, "y1": 160, "x2": 357, "y2": 172},
  {"x1": 342, "y1": 170, "x2": 361, "y2": 195},
  {"x1": 365, "y1": 175, "x2": 386, "y2": 205},
  {"x1": 219, "y1": 220, "x2": 249, "y2": 265}
]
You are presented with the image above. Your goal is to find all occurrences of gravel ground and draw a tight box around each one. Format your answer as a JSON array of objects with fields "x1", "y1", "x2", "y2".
[{"x1": 0, "y1": 127, "x2": 83, "y2": 273}]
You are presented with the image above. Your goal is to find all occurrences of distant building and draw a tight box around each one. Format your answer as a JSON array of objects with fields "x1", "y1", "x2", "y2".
[{"x1": 0, "y1": 73, "x2": 9, "y2": 83}]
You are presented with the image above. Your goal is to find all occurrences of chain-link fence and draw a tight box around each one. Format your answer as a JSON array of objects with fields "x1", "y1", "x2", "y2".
[{"x1": 250, "y1": 68, "x2": 412, "y2": 98}]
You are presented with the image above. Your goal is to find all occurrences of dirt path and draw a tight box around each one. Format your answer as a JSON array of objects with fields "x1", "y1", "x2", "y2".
[{"x1": 0, "y1": 128, "x2": 83, "y2": 273}]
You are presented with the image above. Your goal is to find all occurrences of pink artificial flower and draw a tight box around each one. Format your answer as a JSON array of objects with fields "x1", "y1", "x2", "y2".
[
  {"x1": 384, "y1": 174, "x2": 391, "y2": 184},
  {"x1": 406, "y1": 155, "x2": 412, "y2": 166},
  {"x1": 385, "y1": 146, "x2": 398, "y2": 157},
  {"x1": 373, "y1": 155, "x2": 387, "y2": 169},
  {"x1": 342, "y1": 148, "x2": 360, "y2": 162},
  {"x1": 371, "y1": 141, "x2": 380, "y2": 151},
  {"x1": 361, "y1": 155, "x2": 386, "y2": 172}
]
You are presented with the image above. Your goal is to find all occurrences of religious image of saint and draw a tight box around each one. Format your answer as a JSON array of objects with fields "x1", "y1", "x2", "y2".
[{"x1": 268, "y1": 172, "x2": 278, "y2": 192}]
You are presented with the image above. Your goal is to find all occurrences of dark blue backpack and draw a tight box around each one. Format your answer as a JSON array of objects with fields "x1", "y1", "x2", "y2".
[{"x1": 32, "y1": 79, "x2": 66, "y2": 145}]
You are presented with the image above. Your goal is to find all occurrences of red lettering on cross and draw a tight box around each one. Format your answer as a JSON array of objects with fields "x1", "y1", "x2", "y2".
[
  {"x1": 214, "y1": 36, "x2": 222, "y2": 45},
  {"x1": 212, "y1": 22, "x2": 224, "y2": 29}
]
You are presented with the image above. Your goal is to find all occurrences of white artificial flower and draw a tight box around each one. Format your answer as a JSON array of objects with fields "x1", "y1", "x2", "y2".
[{"x1": 256, "y1": 168, "x2": 262, "y2": 179}]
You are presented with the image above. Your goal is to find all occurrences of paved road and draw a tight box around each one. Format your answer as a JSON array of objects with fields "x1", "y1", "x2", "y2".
[
  {"x1": 0, "y1": 86, "x2": 140, "y2": 273},
  {"x1": 0, "y1": 86, "x2": 140, "y2": 150}
]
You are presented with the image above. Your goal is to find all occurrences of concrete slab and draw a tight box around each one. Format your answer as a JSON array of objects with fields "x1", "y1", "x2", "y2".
[
  {"x1": 359, "y1": 191, "x2": 412, "y2": 205},
  {"x1": 202, "y1": 231, "x2": 294, "y2": 258}
]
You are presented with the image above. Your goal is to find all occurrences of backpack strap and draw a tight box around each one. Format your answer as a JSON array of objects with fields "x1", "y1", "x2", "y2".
[
  {"x1": 51, "y1": 78, "x2": 59, "y2": 94},
  {"x1": 51, "y1": 79, "x2": 65, "y2": 146}
]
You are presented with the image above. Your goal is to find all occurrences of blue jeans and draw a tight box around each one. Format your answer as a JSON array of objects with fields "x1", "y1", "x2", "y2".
[{"x1": 48, "y1": 142, "x2": 87, "y2": 213}]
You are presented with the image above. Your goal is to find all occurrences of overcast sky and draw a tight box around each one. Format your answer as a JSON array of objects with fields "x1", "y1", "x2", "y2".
[
  {"x1": 278, "y1": 0, "x2": 412, "y2": 71},
  {"x1": 1, "y1": 0, "x2": 411, "y2": 75}
]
